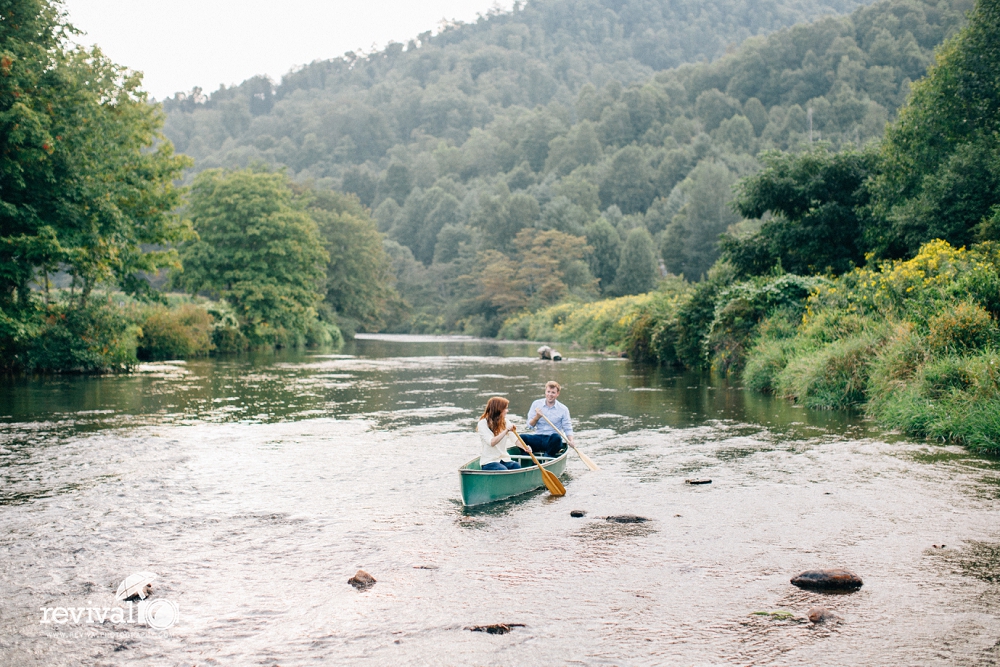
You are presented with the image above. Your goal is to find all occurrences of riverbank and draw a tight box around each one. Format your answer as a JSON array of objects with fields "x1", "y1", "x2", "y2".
[
  {"x1": 501, "y1": 239, "x2": 1000, "y2": 453},
  {"x1": 0, "y1": 293, "x2": 343, "y2": 374}
]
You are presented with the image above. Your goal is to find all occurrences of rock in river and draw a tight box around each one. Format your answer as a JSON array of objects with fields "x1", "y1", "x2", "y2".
[
  {"x1": 570, "y1": 510, "x2": 587, "y2": 518},
  {"x1": 605, "y1": 515, "x2": 649, "y2": 523},
  {"x1": 807, "y1": 606, "x2": 842, "y2": 624},
  {"x1": 348, "y1": 570, "x2": 376, "y2": 591},
  {"x1": 467, "y1": 623, "x2": 525, "y2": 635},
  {"x1": 791, "y1": 569, "x2": 863, "y2": 591}
]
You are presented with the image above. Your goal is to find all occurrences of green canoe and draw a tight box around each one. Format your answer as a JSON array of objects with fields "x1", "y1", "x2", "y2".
[{"x1": 458, "y1": 447, "x2": 569, "y2": 506}]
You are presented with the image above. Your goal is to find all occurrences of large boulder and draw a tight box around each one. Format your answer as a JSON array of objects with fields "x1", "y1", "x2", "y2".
[{"x1": 791, "y1": 569, "x2": 863, "y2": 591}]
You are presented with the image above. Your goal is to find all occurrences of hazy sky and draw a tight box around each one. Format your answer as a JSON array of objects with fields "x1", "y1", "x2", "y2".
[{"x1": 62, "y1": 0, "x2": 515, "y2": 100}]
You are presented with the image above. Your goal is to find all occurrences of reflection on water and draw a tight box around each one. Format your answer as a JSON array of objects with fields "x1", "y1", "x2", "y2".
[{"x1": 1, "y1": 334, "x2": 1000, "y2": 666}]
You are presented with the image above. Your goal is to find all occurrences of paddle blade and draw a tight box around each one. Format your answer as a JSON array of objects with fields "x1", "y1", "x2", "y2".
[
  {"x1": 540, "y1": 468, "x2": 566, "y2": 496},
  {"x1": 572, "y1": 446, "x2": 600, "y2": 471}
]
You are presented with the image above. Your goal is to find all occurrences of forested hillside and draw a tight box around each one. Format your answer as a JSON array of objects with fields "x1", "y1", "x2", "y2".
[
  {"x1": 163, "y1": 0, "x2": 874, "y2": 168},
  {"x1": 161, "y1": 0, "x2": 966, "y2": 335}
]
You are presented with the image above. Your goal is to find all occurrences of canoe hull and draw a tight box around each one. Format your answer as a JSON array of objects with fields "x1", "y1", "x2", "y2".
[{"x1": 459, "y1": 449, "x2": 569, "y2": 506}]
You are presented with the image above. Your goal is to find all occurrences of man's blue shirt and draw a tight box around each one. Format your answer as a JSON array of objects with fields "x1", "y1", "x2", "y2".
[{"x1": 526, "y1": 399, "x2": 573, "y2": 437}]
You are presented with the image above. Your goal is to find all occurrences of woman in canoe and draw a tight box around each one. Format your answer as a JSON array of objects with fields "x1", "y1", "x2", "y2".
[{"x1": 477, "y1": 396, "x2": 530, "y2": 471}]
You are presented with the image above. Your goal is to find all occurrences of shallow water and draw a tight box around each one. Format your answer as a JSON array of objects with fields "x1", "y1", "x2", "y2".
[{"x1": 2, "y1": 334, "x2": 1000, "y2": 666}]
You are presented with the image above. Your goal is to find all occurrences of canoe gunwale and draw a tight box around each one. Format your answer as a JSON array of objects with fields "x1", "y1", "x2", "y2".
[
  {"x1": 458, "y1": 450, "x2": 569, "y2": 506},
  {"x1": 458, "y1": 451, "x2": 567, "y2": 475}
]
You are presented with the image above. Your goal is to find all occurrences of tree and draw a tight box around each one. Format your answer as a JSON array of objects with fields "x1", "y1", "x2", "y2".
[
  {"x1": 381, "y1": 163, "x2": 412, "y2": 205},
  {"x1": 584, "y1": 218, "x2": 622, "y2": 292},
  {"x1": 474, "y1": 229, "x2": 595, "y2": 318},
  {"x1": 695, "y1": 89, "x2": 742, "y2": 132},
  {"x1": 869, "y1": 0, "x2": 1000, "y2": 257},
  {"x1": 176, "y1": 169, "x2": 328, "y2": 346},
  {"x1": 613, "y1": 228, "x2": 659, "y2": 295},
  {"x1": 308, "y1": 189, "x2": 396, "y2": 329},
  {"x1": 723, "y1": 147, "x2": 875, "y2": 277},
  {"x1": 600, "y1": 146, "x2": 656, "y2": 214},
  {"x1": 0, "y1": 0, "x2": 190, "y2": 312},
  {"x1": 661, "y1": 160, "x2": 739, "y2": 280}
]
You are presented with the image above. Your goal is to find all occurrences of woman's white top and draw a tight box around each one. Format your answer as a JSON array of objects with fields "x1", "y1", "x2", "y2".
[{"x1": 478, "y1": 418, "x2": 516, "y2": 465}]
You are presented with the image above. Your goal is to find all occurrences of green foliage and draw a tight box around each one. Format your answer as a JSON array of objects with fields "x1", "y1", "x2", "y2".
[
  {"x1": 0, "y1": 0, "x2": 191, "y2": 308},
  {"x1": 739, "y1": 239, "x2": 1000, "y2": 449},
  {"x1": 499, "y1": 292, "x2": 659, "y2": 353},
  {"x1": 661, "y1": 159, "x2": 741, "y2": 279},
  {"x1": 873, "y1": 351, "x2": 1000, "y2": 451},
  {"x1": 612, "y1": 228, "x2": 660, "y2": 296},
  {"x1": 926, "y1": 301, "x2": 998, "y2": 353},
  {"x1": 176, "y1": 169, "x2": 328, "y2": 347},
  {"x1": 868, "y1": 0, "x2": 1000, "y2": 257},
  {"x1": 725, "y1": 146, "x2": 876, "y2": 276},
  {"x1": 137, "y1": 304, "x2": 214, "y2": 360},
  {"x1": 774, "y1": 330, "x2": 883, "y2": 408},
  {"x1": 671, "y1": 263, "x2": 739, "y2": 367},
  {"x1": 27, "y1": 300, "x2": 140, "y2": 373},
  {"x1": 707, "y1": 274, "x2": 827, "y2": 373},
  {"x1": 307, "y1": 189, "x2": 396, "y2": 329},
  {"x1": 584, "y1": 217, "x2": 622, "y2": 292}
]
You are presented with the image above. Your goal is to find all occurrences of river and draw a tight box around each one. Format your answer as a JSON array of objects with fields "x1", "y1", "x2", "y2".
[{"x1": 1, "y1": 334, "x2": 999, "y2": 666}]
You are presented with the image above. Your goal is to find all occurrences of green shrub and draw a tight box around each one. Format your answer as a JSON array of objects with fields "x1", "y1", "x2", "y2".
[
  {"x1": 138, "y1": 304, "x2": 214, "y2": 360},
  {"x1": 28, "y1": 301, "x2": 140, "y2": 373},
  {"x1": 212, "y1": 325, "x2": 250, "y2": 353},
  {"x1": 743, "y1": 336, "x2": 798, "y2": 394},
  {"x1": 305, "y1": 317, "x2": 344, "y2": 348},
  {"x1": 707, "y1": 274, "x2": 824, "y2": 374},
  {"x1": 866, "y1": 322, "x2": 928, "y2": 407},
  {"x1": 926, "y1": 302, "x2": 997, "y2": 354},
  {"x1": 918, "y1": 356, "x2": 976, "y2": 398}
]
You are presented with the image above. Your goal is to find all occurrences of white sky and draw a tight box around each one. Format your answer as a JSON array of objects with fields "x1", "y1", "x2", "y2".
[{"x1": 62, "y1": 0, "x2": 515, "y2": 100}]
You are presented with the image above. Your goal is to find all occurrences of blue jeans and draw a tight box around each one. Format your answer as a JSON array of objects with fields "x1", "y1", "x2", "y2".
[
  {"x1": 518, "y1": 433, "x2": 564, "y2": 457},
  {"x1": 482, "y1": 461, "x2": 521, "y2": 471}
]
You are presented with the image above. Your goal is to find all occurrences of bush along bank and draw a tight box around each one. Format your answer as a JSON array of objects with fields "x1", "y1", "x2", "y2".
[
  {"x1": 0, "y1": 294, "x2": 344, "y2": 374},
  {"x1": 500, "y1": 239, "x2": 1000, "y2": 452}
]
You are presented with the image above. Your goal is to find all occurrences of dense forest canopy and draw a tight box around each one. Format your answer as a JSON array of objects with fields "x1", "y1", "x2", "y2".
[
  {"x1": 163, "y1": 0, "x2": 968, "y2": 334},
  {"x1": 163, "y1": 0, "x2": 877, "y2": 169}
]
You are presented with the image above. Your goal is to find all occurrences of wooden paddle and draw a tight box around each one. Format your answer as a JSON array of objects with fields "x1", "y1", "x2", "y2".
[
  {"x1": 511, "y1": 427, "x2": 566, "y2": 497},
  {"x1": 537, "y1": 412, "x2": 600, "y2": 471}
]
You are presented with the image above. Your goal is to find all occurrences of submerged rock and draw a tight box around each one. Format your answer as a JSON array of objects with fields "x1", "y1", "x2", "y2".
[
  {"x1": 605, "y1": 515, "x2": 649, "y2": 523},
  {"x1": 348, "y1": 570, "x2": 377, "y2": 591},
  {"x1": 467, "y1": 623, "x2": 525, "y2": 635},
  {"x1": 685, "y1": 478, "x2": 712, "y2": 485},
  {"x1": 807, "y1": 606, "x2": 842, "y2": 624},
  {"x1": 570, "y1": 510, "x2": 587, "y2": 518},
  {"x1": 791, "y1": 569, "x2": 863, "y2": 591},
  {"x1": 750, "y1": 610, "x2": 797, "y2": 621}
]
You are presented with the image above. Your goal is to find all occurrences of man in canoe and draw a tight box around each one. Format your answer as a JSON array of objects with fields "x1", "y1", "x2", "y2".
[{"x1": 521, "y1": 381, "x2": 574, "y2": 458}]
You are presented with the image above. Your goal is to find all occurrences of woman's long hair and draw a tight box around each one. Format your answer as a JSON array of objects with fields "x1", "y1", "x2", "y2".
[{"x1": 479, "y1": 397, "x2": 509, "y2": 436}]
